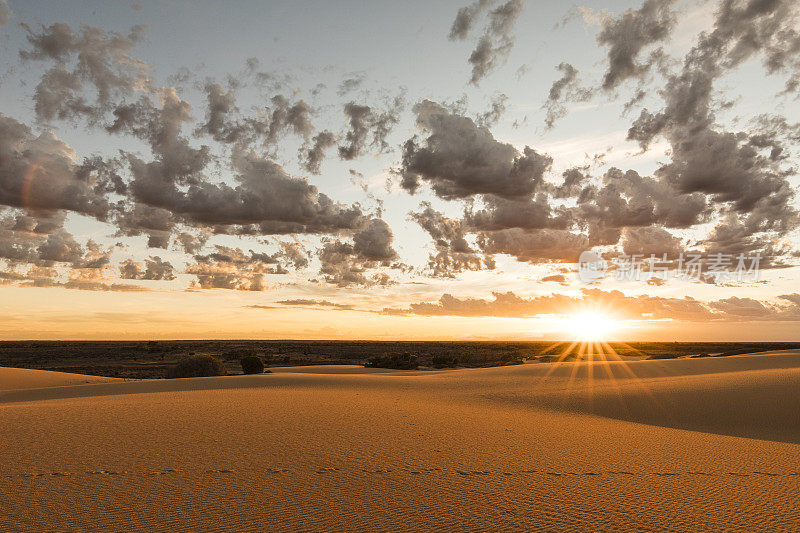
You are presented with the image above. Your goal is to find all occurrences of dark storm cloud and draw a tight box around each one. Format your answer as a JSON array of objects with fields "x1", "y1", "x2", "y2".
[{"x1": 400, "y1": 100, "x2": 552, "y2": 199}]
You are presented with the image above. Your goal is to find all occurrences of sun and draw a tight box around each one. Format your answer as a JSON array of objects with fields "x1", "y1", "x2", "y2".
[{"x1": 562, "y1": 311, "x2": 620, "y2": 341}]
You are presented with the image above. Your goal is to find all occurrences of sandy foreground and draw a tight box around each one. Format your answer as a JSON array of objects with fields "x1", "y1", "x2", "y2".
[{"x1": 1, "y1": 352, "x2": 800, "y2": 532}]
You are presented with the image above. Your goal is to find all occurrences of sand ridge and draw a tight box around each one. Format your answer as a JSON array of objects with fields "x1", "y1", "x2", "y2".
[{"x1": 1, "y1": 351, "x2": 799, "y2": 531}]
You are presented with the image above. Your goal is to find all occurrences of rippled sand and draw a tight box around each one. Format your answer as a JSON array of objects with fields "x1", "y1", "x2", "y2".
[{"x1": 2, "y1": 351, "x2": 800, "y2": 531}]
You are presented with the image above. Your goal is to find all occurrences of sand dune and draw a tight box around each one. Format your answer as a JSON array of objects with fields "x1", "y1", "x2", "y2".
[
  {"x1": 1, "y1": 352, "x2": 799, "y2": 531},
  {"x1": 0, "y1": 366, "x2": 120, "y2": 391}
]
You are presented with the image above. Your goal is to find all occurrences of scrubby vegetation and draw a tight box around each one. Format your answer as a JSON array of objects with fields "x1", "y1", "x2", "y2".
[
  {"x1": 1, "y1": 340, "x2": 798, "y2": 378},
  {"x1": 365, "y1": 353, "x2": 419, "y2": 370},
  {"x1": 431, "y1": 354, "x2": 459, "y2": 368},
  {"x1": 240, "y1": 356, "x2": 266, "y2": 374},
  {"x1": 166, "y1": 355, "x2": 227, "y2": 379}
]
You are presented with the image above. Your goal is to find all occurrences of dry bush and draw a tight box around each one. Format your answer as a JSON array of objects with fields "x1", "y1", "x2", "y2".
[{"x1": 166, "y1": 354, "x2": 227, "y2": 378}]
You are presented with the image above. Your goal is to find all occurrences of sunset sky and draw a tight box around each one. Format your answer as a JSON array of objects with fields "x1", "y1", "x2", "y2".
[{"x1": 1, "y1": 0, "x2": 799, "y2": 340}]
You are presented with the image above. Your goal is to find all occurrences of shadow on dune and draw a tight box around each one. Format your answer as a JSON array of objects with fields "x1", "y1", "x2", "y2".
[{"x1": 2, "y1": 354, "x2": 799, "y2": 445}]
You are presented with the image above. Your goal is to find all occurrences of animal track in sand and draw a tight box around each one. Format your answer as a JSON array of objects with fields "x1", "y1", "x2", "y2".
[{"x1": 6, "y1": 468, "x2": 795, "y2": 479}]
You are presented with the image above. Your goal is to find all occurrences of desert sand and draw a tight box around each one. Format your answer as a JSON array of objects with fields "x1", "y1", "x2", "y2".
[{"x1": 1, "y1": 351, "x2": 799, "y2": 532}]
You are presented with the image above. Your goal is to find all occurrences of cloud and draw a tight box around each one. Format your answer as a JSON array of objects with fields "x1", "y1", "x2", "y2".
[
  {"x1": 175, "y1": 231, "x2": 209, "y2": 255},
  {"x1": 578, "y1": 167, "x2": 709, "y2": 232},
  {"x1": 263, "y1": 94, "x2": 314, "y2": 144},
  {"x1": 543, "y1": 63, "x2": 594, "y2": 129},
  {"x1": 317, "y1": 219, "x2": 398, "y2": 286},
  {"x1": 464, "y1": 194, "x2": 569, "y2": 231},
  {"x1": 448, "y1": 0, "x2": 494, "y2": 40},
  {"x1": 476, "y1": 93, "x2": 508, "y2": 127},
  {"x1": 400, "y1": 100, "x2": 551, "y2": 199},
  {"x1": 194, "y1": 84, "x2": 315, "y2": 148},
  {"x1": 386, "y1": 288, "x2": 799, "y2": 322},
  {"x1": 616, "y1": 0, "x2": 800, "y2": 266},
  {"x1": 278, "y1": 241, "x2": 309, "y2": 269},
  {"x1": 708, "y1": 296, "x2": 772, "y2": 318},
  {"x1": 338, "y1": 98, "x2": 403, "y2": 160},
  {"x1": 596, "y1": 0, "x2": 677, "y2": 89},
  {"x1": 276, "y1": 299, "x2": 353, "y2": 310},
  {"x1": 410, "y1": 203, "x2": 494, "y2": 277},
  {"x1": 337, "y1": 73, "x2": 366, "y2": 96},
  {"x1": 0, "y1": 1, "x2": 12, "y2": 27},
  {"x1": 195, "y1": 82, "x2": 247, "y2": 144},
  {"x1": 20, "y1": 23, "x2": 150, "y2": 122},
  {"x1": 119, "y1": 256, "x2": 176, "y2": 280},
  {"x1": 468, "y1": 0, "x2": 524, "y2": 84},
  {"x1": 0, "y1": 211, "x2": 112, "y2": 271},
  {"x1": 115, "y1": 203, "x2": 174, "y2": 248},
  {"x1": 187, "y1": 245, "x2": 285, "y2": 291},
  {"x1": 448, "y1": 0, "x2": 525, "y2": 84},
  {"x1": 129, "y1": 147, "x2": 365, "y2": 234},
  {"x1": 620, "y1": 226, "x2": 682, "y2": 257},
  {"x1": 0, "y1": 114, "x2": 110, "y2": 219},
  {"x1": 299, "y1": 130, "x2": 336, "y2": 174},
  {"x1": 477, "y1": 228, "x2": 588, "y2": 263}
]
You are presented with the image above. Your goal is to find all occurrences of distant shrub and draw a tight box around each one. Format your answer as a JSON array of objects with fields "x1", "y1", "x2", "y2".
[
  {"x1": 365, "y1": 353, "x2": 419, "y2": 370},
  {"x1": 241, "y1": 355, "x2": 265, "y2": 374},
  {"x1": 431, "y1": 354, "x2": 458, "y2": 368},
  {"x1": 166, "y1": 354, "x2": 227, "y2": 378}
]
